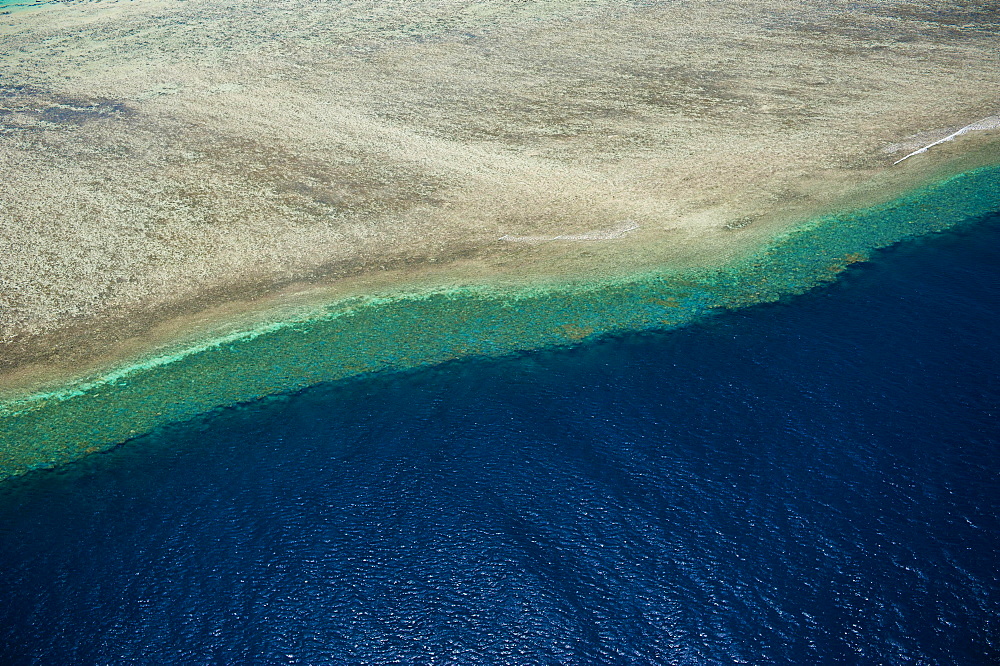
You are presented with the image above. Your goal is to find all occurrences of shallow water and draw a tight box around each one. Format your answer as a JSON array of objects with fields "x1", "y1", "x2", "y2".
[
  {"x1": 1, "y1": 206, "x2": 998, "y2": 663},
  {"x1": 6, "y1": 165, "x2": 1000, "y2": 479},
  {"x1": 0, "y1": 0, "x2": 48, "y2": 11}
]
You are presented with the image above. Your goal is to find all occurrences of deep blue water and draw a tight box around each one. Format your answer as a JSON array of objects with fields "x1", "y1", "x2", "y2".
[{"x1": 2, "y1": 213, "x2": 1000, "y2": 665}]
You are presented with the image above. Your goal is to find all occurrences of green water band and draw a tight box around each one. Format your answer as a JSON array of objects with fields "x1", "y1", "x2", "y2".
[{"x1": 3, "y1": 163, "x2": 1000, "y2": 481}]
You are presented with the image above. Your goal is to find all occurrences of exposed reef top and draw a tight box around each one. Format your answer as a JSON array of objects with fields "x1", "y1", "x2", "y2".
[{"x1": 1, "y1": 0, "x2": 999, "y2": 396}]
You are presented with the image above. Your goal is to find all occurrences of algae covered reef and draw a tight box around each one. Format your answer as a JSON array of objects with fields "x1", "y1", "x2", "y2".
[{"x1": 1, "y1": 0, "x2": 999, "y2": 478}]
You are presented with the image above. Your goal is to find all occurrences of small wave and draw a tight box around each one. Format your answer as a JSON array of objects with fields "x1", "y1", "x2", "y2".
[{"x1": 893, "y1": 114, "x2": 1000, "y2": 165}]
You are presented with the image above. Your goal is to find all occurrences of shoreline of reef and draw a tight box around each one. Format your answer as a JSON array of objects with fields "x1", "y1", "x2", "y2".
[{"x1": 3, "y1": 161, "x2": 1000, "y2": 482}]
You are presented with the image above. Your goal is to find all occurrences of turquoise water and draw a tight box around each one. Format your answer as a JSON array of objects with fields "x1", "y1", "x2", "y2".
[
  {"x1": 3, "y1": 164, "x2": 1000, "y2": 480},
  {"x1": 0, "y1": 0, "x2": 49, "y2": 10},
  {"x1": 1, "y1": 207, "x2": 998, "y2": 663}
]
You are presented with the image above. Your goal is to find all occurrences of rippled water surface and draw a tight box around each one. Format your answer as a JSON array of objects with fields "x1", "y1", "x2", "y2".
[{"x1": 2, "y1": 213, "x2": 999, "y2": 664}]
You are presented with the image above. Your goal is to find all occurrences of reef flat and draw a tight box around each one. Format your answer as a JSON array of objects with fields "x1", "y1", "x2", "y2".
[
  {"x1": 4, "y1": 163, "x2": 1000, "y2": 480},
  {"x1": 1, "y1": 0, "x2": 999, "y2": 478}
]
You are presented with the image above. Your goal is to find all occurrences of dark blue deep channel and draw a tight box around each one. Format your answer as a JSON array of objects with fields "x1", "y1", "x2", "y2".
[{"x1": 3, "y1": 213, "x2": 1000, "y2": 665}]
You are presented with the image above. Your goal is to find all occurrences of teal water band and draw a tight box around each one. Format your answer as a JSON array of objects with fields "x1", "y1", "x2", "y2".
[{"x1": 3, "y1": 163, "x2": 1000, "y2": 480}]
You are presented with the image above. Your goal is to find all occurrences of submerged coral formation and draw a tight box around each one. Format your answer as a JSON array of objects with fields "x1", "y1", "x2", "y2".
[
  {"x1": 1, "y1": 0, "x2": 999, "y2": 478},
  {"x1": 3, "y1": 164, "x2": 999, "y2": 480}
]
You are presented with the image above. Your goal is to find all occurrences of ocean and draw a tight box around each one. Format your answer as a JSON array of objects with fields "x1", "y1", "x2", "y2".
[{"x1": 1, "y1": 209, "x2": 998, "y2": 663}]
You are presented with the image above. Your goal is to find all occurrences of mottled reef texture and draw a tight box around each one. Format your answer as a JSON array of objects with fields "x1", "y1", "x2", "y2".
[{"x1": 1, "y1": 0, "x2": 998, "y2": 392}]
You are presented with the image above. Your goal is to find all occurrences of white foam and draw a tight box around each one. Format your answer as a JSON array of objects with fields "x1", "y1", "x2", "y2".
[{"x1": 893, "y1": 115, "x2": 1000, "y2": 165}]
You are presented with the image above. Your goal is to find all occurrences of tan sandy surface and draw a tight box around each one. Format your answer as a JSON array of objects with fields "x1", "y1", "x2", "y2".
[{"x1": 1, "y1": 0, "x2": 998, "y2": 392}]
